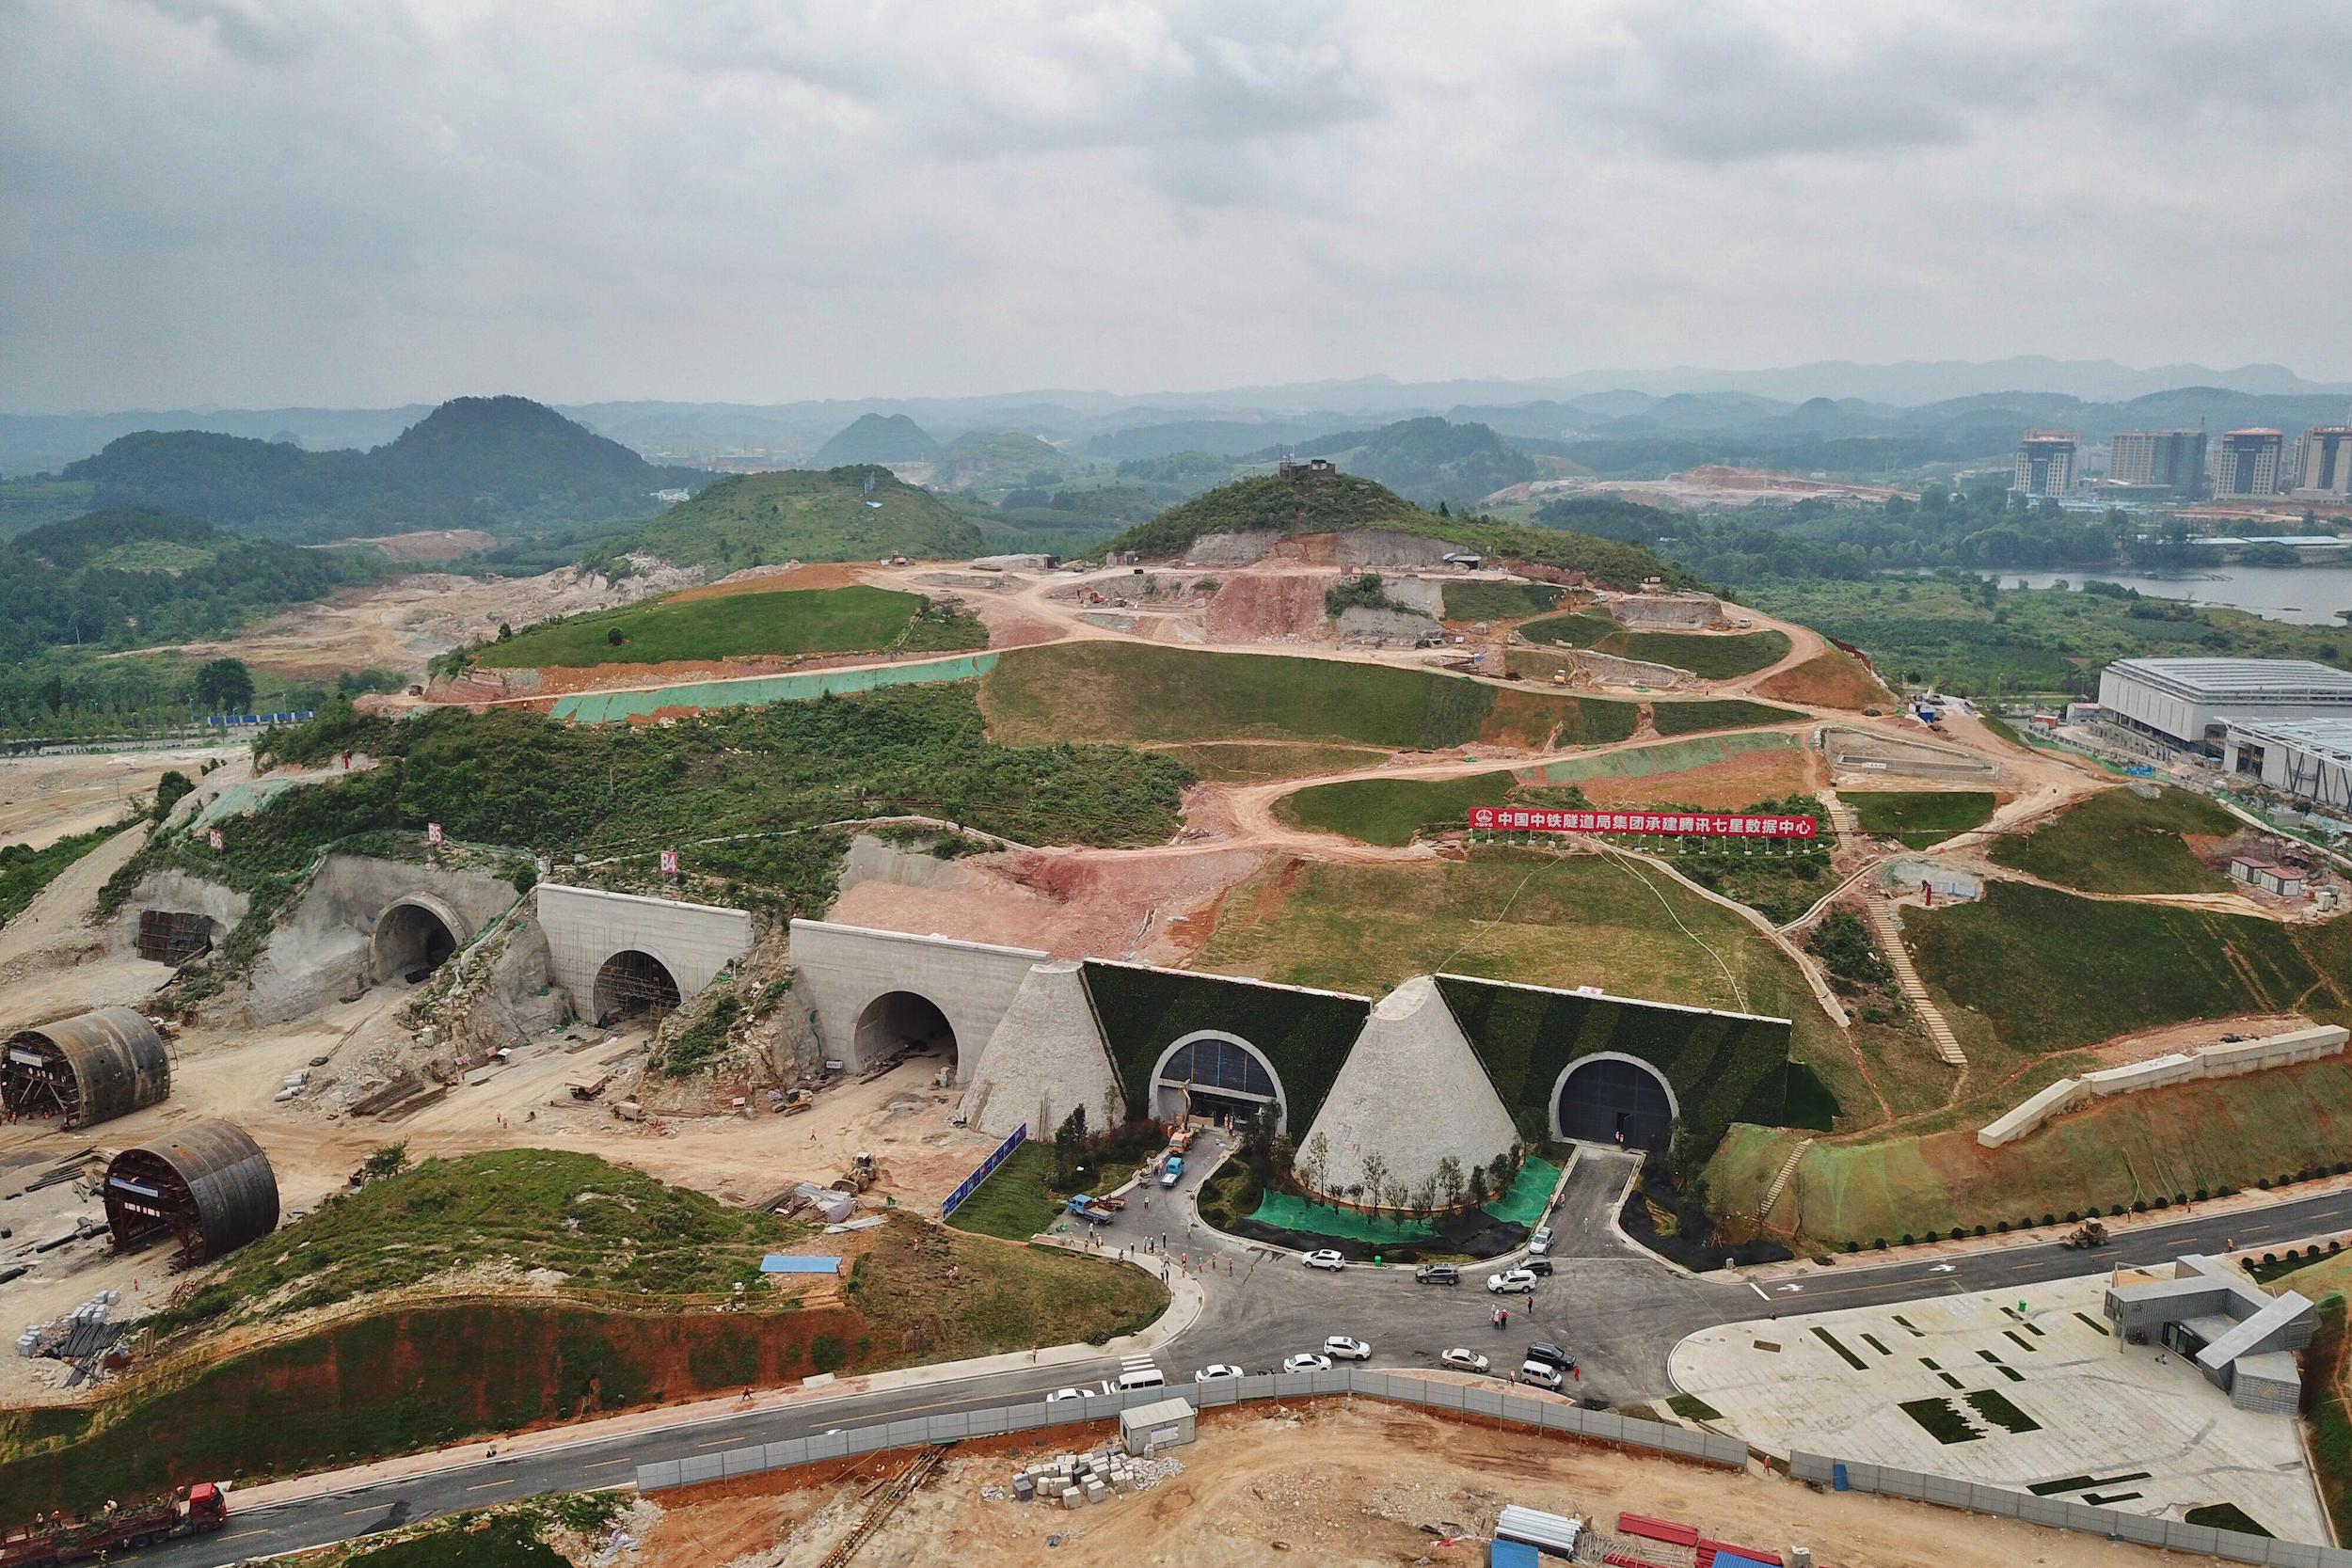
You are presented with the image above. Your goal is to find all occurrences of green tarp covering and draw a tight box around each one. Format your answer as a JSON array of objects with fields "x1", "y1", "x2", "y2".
[{"x1": 550, "y1": 652, "x2": 997, "y2": 723}]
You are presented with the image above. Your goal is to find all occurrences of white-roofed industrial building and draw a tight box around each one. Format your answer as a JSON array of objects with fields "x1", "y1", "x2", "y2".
[
  {"x1": 2095, "y1": 657, "x2": 2352, "y2": 759},
  {"x1": 2223, "y1": 716, "x2": 2352, "y2": 812}
]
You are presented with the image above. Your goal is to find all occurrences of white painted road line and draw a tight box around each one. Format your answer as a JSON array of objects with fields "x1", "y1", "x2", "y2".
[
  {"x1": 1749, "y1": 1283, "x2": 1770, "y2": 1300},
  {"x1": 465, "y1": 1480, "x2": 509, "y2": 1492}
]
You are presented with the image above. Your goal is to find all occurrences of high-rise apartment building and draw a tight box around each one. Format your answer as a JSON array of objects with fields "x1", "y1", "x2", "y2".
[
  {"x1": 2212, "y1": 429, "x2": 2286, "y2": 498},
  {"x1": 2290, "y1": 426, "x2": 2352, "y2": 502},
  {"x1": 2108, "y1": 429, "x2": 2208, "y2": 495},
  {"x1": 2012, "y1": 430, "x2": 2078, "y2": 497}
]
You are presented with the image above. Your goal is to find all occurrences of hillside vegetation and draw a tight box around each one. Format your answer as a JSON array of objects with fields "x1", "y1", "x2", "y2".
[
  {"x1": 1268, "y1": 416, "x2": 1539, "y2": 505},
  {"x1": 1098, "y1": 472, "x2": 1693, "y2": 591},
  {"x1": 1989, "y1": 785, "x2": 2238, "y2": 895},
  {"x1": 474, "y1": 584, "x2": 980, "y2": 670},
  {"x1": 1844, "y1": 789, "x2": 1997, "y2": 847},
  {"x1": 2, "y1": 506, "x2": 382, "y2": 657},
  {"x1": 631, "y1": 466, "x2": 984, "y2": 568},
  {"x1": 60, "y1": 398, "x2": 705, "y2": 544},
  {"x1": 980, "y1": 641, "x2": 1637, "y2": 752}
]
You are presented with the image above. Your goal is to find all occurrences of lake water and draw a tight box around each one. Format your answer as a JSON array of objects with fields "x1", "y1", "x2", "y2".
[{"x1": 1964, "y1": 565, "x2": 2352, "y2": 626}]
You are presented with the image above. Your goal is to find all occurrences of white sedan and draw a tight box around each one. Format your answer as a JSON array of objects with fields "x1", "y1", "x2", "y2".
[
  {"x1": 1486, "y1": 1268, "x2": 1538, "y2": 1294},
  {"x1": 1302, "y1": 1249, "x2": 1347, "y2": 1272},
  {"x1": 1323, "y1": 1336, "x2": 1372, "y2": 1361},
  {"x1": 1439, "y1": 1348, "x2": 1491, "y2": 1374},
  {"x1": 1282, "y1": 1353, "x2": 1334, "y2": 1373},
  {"x1": 1194, "y1": 1364, "x2": 1245, "y2": 1382},
  {"x1": 1045, "y1": 1387, "x2": 1089, "y2": 1403}
]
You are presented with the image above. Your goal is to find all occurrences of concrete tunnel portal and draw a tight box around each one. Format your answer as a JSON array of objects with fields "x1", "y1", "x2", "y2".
[
  {"x1": 853, "y1": 990, "x2": 958, "y2": 1076},
  {"x1": 373, "y1": 897, "x2": 461, "y2": 985}
]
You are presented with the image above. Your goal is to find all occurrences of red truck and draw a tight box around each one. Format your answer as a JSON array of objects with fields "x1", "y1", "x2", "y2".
[{"x1": 3, "y1": 1483, "x2": 228, "y2": 1567}]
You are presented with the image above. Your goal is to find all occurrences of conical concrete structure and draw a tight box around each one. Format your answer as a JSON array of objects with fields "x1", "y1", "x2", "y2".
[
  {"x1": 961, "y1": 959, "x2": 1124, "y2": 1139},
  {"x1": 1297, "y1": 975, "x2": 1518, "y2": 1194}
]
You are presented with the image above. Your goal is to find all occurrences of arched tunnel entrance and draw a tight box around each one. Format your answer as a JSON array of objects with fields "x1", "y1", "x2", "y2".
[
  {"x1": 853, "y1": 990, "x2": 957, "y2": 1076},
  {"x1": 592, "y1": 949, "x2": 682, "y2": 1024},
  {"x1": 373, "y1": 900, "x2": 459, "y2": 984},
  {"x1": 1552, "y1": 1053, "x2": 1677, "y2": 1153}
]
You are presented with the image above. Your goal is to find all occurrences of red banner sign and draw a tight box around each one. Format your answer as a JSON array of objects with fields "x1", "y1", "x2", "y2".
[
  {"x1": 426, "y1": 822, "x2": 443, "y2": 846},
  {"x1": 659, "y1": 849, "x2": 680, "y2": 875},
  {"x1": 1469, "y1": 806, "x2": 1817, "y2": 838}
]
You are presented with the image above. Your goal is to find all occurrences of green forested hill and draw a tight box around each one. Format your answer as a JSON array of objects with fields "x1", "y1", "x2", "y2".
[
  {"x1": 629, "y1": 466, "x2": 986, "y2": 567},
  {"x1": 0, "y1": 507, "x2": 381, "y2": 657},
  {"x1": 60, "y1": 397, "x2": 707, "y2": 543},
  {"x1": 811, "y1": 413, "x2": 942, "y2": 467},
  {"x1": 1098, "y1": 472, "x2": 1693, "y2": 590}
]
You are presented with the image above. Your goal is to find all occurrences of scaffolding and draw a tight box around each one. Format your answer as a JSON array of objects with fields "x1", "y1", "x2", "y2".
[
  {"x1": 1, "y1": 1008, "x2": 171, "y2": 1127},
  {"x1": 593, "y1": 949, "x2": 681, "y2": 1022}
]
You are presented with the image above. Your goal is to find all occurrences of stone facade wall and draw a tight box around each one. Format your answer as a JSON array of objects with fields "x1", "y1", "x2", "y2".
[
  {"x1": 1297, "y1": 976, "x2": 1518, "y2": 1192},
  {"x1": 539, "y1": 883, "x2": 755, "y2": 1017}
]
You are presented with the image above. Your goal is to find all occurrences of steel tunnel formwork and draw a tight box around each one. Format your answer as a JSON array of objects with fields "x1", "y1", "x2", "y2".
[
  {"x1": 103, "y1": 1118, "x2": 280, "y2": 1263},
  {"x1": 1, "y1": 1006, "x2": 171, "y2": 1128}
]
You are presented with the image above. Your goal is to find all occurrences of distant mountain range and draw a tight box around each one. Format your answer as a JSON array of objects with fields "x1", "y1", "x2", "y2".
[
  {"x1": 50, "y1": 397, "x2": 707, "y2": 543},
  {"x1": 8, "y1": 360, "x2": 2350, "y2": 483}
]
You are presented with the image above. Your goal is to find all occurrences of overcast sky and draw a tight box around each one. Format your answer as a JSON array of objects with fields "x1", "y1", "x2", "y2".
[{"x1": 6, "y1": 0, "x2": 2350, "y2": 411}]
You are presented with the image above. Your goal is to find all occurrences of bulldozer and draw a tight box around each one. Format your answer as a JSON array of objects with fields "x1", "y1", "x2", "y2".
[
  {"x1": 2061, "y1": 1218, "x2": 2111, "y2": 1250},
  {"x1": 831, "y1": 1150, "x2": 878, "y2": 1195},
  {"x1": 780, "y1": 1087, "x2": 815, "y2": 1117}
]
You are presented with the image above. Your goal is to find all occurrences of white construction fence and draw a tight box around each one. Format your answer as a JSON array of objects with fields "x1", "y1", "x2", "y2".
[{"x1": 633, "y1": 1368, "x2": 1749, "y2": 1494}]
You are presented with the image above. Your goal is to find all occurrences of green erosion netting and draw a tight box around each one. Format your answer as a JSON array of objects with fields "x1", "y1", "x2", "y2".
[{"x1": 1244, "y1": 1157, "x2": 1561, "y2": 1243}]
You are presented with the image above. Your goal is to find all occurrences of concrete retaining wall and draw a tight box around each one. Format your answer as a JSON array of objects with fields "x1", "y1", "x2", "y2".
[
  {"x1": 539, "y1": 884, "x2": 755, "y2": 1017},
  {"x1": 788, "y1": 919, "x2": 1048, "y2": 1078},
  {"x1": 1979, "y1": 1025, "x2": 2349, "y2": 1147},
  {"x1": 246, "y1": 856, "x2": 519, "y2": 1027},
  {"x1": 1337, "y1": 606, "x2": 1443, "y2": 646},
  {"x1": 1788, "y1": 1451, "x2": 2348, "y2": 1566},
  {"x1": 1609, "y1": 592, "x2": 1722, "y2": 629},
  {"x1": 637, "y1": 1369, "x2": 1750, "y2": 1496}
]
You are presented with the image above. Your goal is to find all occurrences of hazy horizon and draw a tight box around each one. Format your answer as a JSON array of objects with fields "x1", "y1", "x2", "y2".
[{"x1": 7, "y1": 2, "x2": 2350, "y2": 410}]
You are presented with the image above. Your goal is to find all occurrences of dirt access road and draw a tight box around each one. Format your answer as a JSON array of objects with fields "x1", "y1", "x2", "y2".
[
  {"x1": 637, "y1": 1398, "x2": 2249, "y2": 1568},
  {"x1": 0, "y1": 743, "x2": 236, "y2": 852}
]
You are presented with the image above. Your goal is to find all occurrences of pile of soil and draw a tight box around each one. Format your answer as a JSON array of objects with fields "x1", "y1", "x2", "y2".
[
  {"x1": 1618, "y1": 1171, "x2": 1790, "y2": 1271},
  {"x1": 1204, "y1": 574, "x2": 1333, "y2": 642}
]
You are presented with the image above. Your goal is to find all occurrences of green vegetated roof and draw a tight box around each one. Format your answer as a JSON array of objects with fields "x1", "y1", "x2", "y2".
[
  {"x1": 1079, "y1": 960, "x2": 1370, "y2": 1132},
  {"x1": 1433, "y1": 974, "x2": 1790, "y2": 1160}
]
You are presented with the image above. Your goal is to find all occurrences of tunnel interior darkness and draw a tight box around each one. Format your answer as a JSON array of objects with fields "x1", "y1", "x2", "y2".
[
  {"x1": 593, "y1": 949, "x2": 682, "y2": 1023},
  {"x1": 374, "y1": 902, "x2": 457, "y2": 984},
  {"x1": 853, "y1": 990, "x2": 957, "y2": 1070}
]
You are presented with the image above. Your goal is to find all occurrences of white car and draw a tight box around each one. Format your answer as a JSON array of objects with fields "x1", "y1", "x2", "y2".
[
  {"x1": 1439, "y1": 1348, "x2": 1491, "y2": 1374},
  {"x1": 1528, "y1": 1226, "x2": 1555, "y2": 1257},
  {"x1": 1045, "y1": 1386, "x2": 1089, "y2": 1403},
  {"x1": 1283, "y1": 1353, "x2": 1334, "y2": 1373},
  {"x1": 1194, "y1": 1363, "x2": 1245, "y2": 1382},
  {"x1": 1323, "y1": 1335, "x2": 1372, "y2": 1361},
  {"x1": 1486, "y1": 1268, "x2": 1538, "y2": 1294},
  {"x1": 1302, "y1": 1249, "x2": 1347, "y2": 1272}
]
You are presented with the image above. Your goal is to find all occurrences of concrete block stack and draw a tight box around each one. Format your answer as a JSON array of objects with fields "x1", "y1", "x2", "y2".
[{"x1": 1006, "y1": 1443, "x2": 1183, "y2": 1507}]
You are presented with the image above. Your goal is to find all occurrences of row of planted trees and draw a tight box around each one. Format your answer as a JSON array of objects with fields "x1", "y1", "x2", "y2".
[{"x1": 1241, "y1": 1119, "x2": 1528, "y2": 1227}]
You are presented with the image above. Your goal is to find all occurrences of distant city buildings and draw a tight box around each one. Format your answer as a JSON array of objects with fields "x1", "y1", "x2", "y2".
[
  {"x1": 2291, "y1": 426, "x2": 2352, "y2": 503},
  {"x1": 2011, "y1": 430, "x2": 2078, "y2": 497},
  {"x1": 2107, "y1": 429, "x2": 2208, "y2": 495},
  {"x1": 2211, "y1": 428, "x2": 2287, "y2": 499}
]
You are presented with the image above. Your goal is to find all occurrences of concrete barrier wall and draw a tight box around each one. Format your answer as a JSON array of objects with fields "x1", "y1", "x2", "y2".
[
  {"x1": 635, "y1": 1369, "x2": 1749, "y2": 1496},
  {"x1": 1788, "y1": 1451, "x2": 2349, "y2": 1566},
  {"x1": 537, "y1": 883, "x2": 755, "y2": 1011},
  {"x1": 1979, "y1": 1026, "x2": 2349, "y2": 1148}
]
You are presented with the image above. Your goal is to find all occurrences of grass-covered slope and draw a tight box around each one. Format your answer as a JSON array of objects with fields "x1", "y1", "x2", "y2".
[
  {"x1": 0, "y1": 824, "x2": 123, "y2": 930},
  {"x1": 1989, "y1": 785, "x2": 2239, "y2": 895},
  {"x1": 151, "y1": 1150, "x2": 790, "y2": 1336},
  {"x1": 631, "y1": 465, "x2": 985, "y2": 568},
  {"x1": 1648, "y1": 698, "x2": 1806, "y2": 736},
  {"x1": 1905, "y1": 881, "x2": 2352, "y2": 1060},
  {"x1": 1438, "y1": 974, "x2": 1790, "y2": 1156},
  {"x1": 979, "y1": 641, "x2": 1636, "y2": 751},
  {"x1": 1096, "y1": 472, "x2": 1692, "y2": 590},
  {"x1": 474, "y1": 584, "x2": 978, "y2": 669},
  {"x1": 1081, "y1": 960, "x2": 1370, "y2": 1133},
  {"x1": 1844, "y1": 789, "x2": 1997, "y2": 847},
  {"x1": 1441, "y1": 579, "x2": 1565, "y2": 622},
  {"x1": 1519, "y1": 607, "x2": 1792, "y2": 679},
  {"x1": 1279, "y1": 771, "x2": 1520, "y2": 847},
  {"x1": 811, "y1": 413, "x2": 941, "y2": 467}
]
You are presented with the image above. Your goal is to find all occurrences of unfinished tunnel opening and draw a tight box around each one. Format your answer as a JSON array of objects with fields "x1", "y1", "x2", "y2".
[
  {"x1": 373, "y1": 899, "x2": 460, "y2": 985},
  {"x1": 593, "y1": 949, "x2": 682, "y2": 1024},
  {"x1": 135, "y1": 910, "x2": 215, "y2": 966},
  {"x1": 853, "y1": 990, "x2": 958, "y2": 1076}
]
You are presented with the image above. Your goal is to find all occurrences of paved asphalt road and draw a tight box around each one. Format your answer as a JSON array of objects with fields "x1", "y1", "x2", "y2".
[{"x1": 144, "y1": 1141, "x2": 2352, "y2": 1567}]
